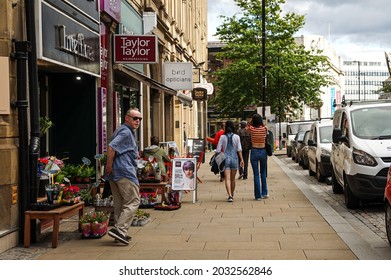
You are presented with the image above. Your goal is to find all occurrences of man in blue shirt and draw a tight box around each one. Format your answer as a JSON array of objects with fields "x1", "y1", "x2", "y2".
[{"x1": 105, "y1": 108, "x2": 142, "y2": 245}]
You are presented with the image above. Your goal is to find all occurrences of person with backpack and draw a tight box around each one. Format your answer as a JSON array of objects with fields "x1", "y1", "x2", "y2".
[
  {"x1": 237, "y1": 120, "x2": 251, "y2": 180},
  {"x1": 215, "y1": 120, "x2": 244, "y2": 202}
]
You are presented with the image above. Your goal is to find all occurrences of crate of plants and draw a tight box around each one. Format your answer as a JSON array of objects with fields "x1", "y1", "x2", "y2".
[
  {"x1": 80, "y1": 211, "x2": 110, "y2": 239},
  {"x1": 139, "y1": 189, "x2": 159, "y2": 208}
]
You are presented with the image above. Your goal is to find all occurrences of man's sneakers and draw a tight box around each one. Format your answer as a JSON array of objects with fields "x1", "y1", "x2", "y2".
[
  {"x1": 114, "y1": 235, "x2": 132, "y2": 243},
  {"x1": 108, "y1": 228, "x2": 130, "y2": 245}
]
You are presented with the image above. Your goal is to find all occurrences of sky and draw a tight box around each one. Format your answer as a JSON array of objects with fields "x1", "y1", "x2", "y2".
[{"x1": 208, "y1": 0, "x2": 391, "y2": 62}]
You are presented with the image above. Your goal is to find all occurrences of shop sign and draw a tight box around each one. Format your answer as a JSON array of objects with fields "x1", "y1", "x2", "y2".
[
  {"x1": 193, "y1": 83, "x2": 214, "y2": 95},
  {"x1": 114, "y1": 35, "x2": 158, "y2": 64},
  {"x1": 192, "y1": 87, "x2": 207, "y2": 101},
  {"x1": 100, "y1": 24, "x2": 109, "y2": 88},
  {"x1": 38, "y1": 1, "x2": 100, "y2": 76},
  {"x1": 98, "y1": 88, "x2": 107, "y2": 154},
  {"x1": 100, "y1": 0, "x2": 121, "y2": 22},
  {"x1": 57, "y1": 26, "x2": 94, "y2": 61},
  {"x1": 163, "y1": 62, "x2": 193, "y2": 90}
]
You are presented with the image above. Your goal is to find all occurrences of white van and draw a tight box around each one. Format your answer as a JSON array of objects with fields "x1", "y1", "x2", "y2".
[
  {"x1": 286, "y1": 121, "x2": 313, "y2": 157},
  {"x1": 331, "y1": 100, "x2": 391, "y2": 209},
  {"x1": 307, "y1": 119, "x2": 333, "y2": 182}
]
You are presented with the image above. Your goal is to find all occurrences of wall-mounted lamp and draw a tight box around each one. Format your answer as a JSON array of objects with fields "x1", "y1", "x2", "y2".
[{"x1": 75, "y1": 75, "x2": 82, "y2": 81}]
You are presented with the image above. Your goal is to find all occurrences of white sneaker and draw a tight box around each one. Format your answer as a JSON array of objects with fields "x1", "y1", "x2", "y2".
[{"x1": 262, "y1": 195, "x2": 269, "y2": 199}]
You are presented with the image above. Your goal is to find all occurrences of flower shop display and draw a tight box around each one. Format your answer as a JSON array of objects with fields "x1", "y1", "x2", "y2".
[
  {"x1": 154, "y1": 190, "x2": 181, "y2": 211},
  {"x1": 137, "y1": 157, "x2": 161, "y2": 183},
  {"x1": 139, "y1": 190, "x2": 159, "y2": 208},
  {"x1": 60, "y1": 185, "x2": 81, "y2": 205},
  {"x1": 80, "y1": 211, "x2": 110, "y2": 238}
]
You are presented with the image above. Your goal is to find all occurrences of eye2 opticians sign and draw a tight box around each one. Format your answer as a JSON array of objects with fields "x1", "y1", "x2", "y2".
[{"x1": 114, "y1": 35, "x2": 158, "y2": 64}]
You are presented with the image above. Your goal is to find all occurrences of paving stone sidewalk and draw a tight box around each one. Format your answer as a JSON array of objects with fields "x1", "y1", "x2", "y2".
[{"x1": 0, "y1": 151, "x2": 358, "y2": 260}]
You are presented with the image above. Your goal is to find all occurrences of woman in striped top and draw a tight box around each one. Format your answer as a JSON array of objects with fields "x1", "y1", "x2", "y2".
[{"x1": 246, "y1": 114, "x2": 269, "y2": 200}]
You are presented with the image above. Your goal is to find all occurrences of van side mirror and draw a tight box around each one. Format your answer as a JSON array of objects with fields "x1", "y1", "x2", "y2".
[
  {"x1": 332, "y1": 128, "x2": 348, "y2": 144},
  {"x1": 308, "y1": 139, "x2": 316, "y2": 146}
]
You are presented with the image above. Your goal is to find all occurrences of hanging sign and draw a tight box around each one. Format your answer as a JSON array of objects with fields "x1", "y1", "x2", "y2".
[
  {"x1": 114, "y1": 35, "x2": 158, "y2": 64},
  {"x1": 192, "y1": 87, "x2": 207, "y2": 101}
]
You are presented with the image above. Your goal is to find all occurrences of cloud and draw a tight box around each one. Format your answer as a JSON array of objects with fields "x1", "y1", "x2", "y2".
[{"x1": 208, "y1": 0, "x2": 391, "y2": 61}]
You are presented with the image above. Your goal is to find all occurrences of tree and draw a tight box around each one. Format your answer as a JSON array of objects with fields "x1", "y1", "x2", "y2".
[{"x1": 211, "y1": 0, "x2": 332, "y2": 120}]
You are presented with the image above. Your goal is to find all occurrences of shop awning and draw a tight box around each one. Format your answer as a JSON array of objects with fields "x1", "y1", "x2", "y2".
[
  {"x1": 176, "y1": 92, "x2": 193, "y2": 107},
  {"x1": 113, "y1": 64, "x2": 176, "y2": 95}
]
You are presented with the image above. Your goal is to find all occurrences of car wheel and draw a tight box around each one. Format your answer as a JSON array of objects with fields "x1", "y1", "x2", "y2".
[
  {"x1": 316, "y1": 161, "x2": 325, "y2": 182},
  {"x1": 331, "y1": 168, "x2": 343, "y2": 194},
  {"x1": 308, "y1": 165, "x2": 315, "y2": 176},
  {"x1": 343, "y1": 175, "x2": 360, "y2": 209},
  {"x1": 302, "y1": 157, "x2": 308, "y2": 169},
  {"x1": 385, "y1": 201, "x2": 391, "y2": 246}
]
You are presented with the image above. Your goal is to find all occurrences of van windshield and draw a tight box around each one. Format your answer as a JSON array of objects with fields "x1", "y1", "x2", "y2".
[
  {"x1": 319, "y1": 126, "x2": 332, "y2": 143},
  {"x1": 287, "y1": 123, "x2": 312, "y2": 135},
  {"x1": 351, "y1": 107, "x2": 391, "y2": 139}
]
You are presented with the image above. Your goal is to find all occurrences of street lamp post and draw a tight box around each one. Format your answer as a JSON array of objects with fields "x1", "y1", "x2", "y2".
[
  {"x1": 354, "y1": 61, "x2": 361, "y2": 101},
  {"x1": 261, "y1": 0, "x2": 266, "y2": 117}
]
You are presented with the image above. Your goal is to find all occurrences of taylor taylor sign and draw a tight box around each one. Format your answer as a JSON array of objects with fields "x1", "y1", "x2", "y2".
[{"x1": 114, "y1": 35, "x2": 157, "y2": 63}]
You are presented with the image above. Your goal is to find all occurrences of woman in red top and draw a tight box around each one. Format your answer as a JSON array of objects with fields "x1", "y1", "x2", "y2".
[{"x1": 246, "y1": 114, "x2": 268, "y2": 200}]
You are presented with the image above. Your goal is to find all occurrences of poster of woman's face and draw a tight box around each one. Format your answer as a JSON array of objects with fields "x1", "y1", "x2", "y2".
[{"x1": 172, "y1": 158, "x2": 197, "y2": 191}]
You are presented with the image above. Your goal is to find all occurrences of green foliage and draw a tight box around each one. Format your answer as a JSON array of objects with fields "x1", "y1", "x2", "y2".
[
  {"x1": 211, "y1": 0, "x2": 333, "y2": 120},
  {"x1": 40, "y1": 116, "x2": 53, "y2": 135},
  {"x1": 79, "y1": 188, "x2": 93, "y2": 205},
  {"x1": 61, "y1": 164, "x2": 79, "y2": 178}
]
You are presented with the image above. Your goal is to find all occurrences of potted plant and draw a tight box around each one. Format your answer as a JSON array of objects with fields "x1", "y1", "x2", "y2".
[
  {"x1": 79, "y1": 187, "x2": 93, "y2": 206},
  {"x1": 60, "y1": 185, "x2": 80, "y2": 205},
  {"x1": 80, "y1": 211, "x2": 110, "y2": 238}
]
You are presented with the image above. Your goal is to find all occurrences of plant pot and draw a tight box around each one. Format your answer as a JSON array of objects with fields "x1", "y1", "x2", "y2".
[
  {"x1": 81, "y1": 222, "x2": 92, "y2": 237},
  {"x1": 91, "y1": 220, "x2": 108, "y2": 237}
]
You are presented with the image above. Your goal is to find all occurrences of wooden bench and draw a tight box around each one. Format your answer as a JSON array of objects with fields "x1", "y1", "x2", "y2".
[{"x1": 24, "y1": 201, "x2": 85, "y2": 248}]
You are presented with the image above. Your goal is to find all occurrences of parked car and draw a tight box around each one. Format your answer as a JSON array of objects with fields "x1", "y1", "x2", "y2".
[
  {"x1": 331, "y1": 100, "x2": 391, "y2": 209},
  {"x1": 298, "y1": 130, "x2": 310, "y2": 169},
  {"x1": 307, "y1": 119, "x2": 333, "y2": 182},
  {"x1": 384, "y1": 165, "x2": 391, "y2": 245},
  {"x1": 291, "y1": 131, "x2": 306, "y2": 162},
  {"x1": 286, "y1": 121, "x2": 313, "y2": 157}
]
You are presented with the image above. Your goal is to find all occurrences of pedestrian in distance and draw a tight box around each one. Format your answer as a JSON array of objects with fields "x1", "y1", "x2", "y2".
[
  {"x1": 105, "y1": 108, "x2": 142, "y2": 245},
  {"x1": 246, "y1": 113, "x2": 269, "y2": 200},
  {"x1": 207, "y1": 122, "x2": 225, "y2": 182},
  {"x1": 237, "y1": 120, "x2": 251, "y2": 180},
  {"x1": 215, "y1": 120, "x2": 244, "y2": 202}
]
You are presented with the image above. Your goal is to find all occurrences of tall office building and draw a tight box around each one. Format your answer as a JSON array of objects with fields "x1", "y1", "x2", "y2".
[{"x1": 342, "y1": 60, "x2": 389, "y2": 101}]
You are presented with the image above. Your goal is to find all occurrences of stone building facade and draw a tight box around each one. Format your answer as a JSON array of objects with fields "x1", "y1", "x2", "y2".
[{"x1": 0, "y1": 0, "x2": 208, "y2": 253}]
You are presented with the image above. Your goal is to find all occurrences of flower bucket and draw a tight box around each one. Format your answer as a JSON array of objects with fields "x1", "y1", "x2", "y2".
[
  {"x1": 91, "y1": 220, "x2": 108, "y2": 237},
  {"x1": 81, "y1": 222, "x2": 92, "y2": 238}
]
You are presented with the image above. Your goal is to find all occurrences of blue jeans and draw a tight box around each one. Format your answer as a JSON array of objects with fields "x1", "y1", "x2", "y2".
[{"x1": 250, "y1": 148, "x2": 268, "y2": 199}]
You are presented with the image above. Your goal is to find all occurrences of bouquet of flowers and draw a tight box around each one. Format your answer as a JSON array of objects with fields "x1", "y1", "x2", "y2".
[{"x1": 38, "y1": 156, "x2": 64, "y2": 180}]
